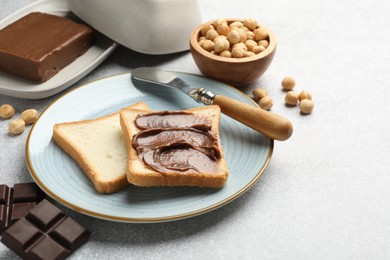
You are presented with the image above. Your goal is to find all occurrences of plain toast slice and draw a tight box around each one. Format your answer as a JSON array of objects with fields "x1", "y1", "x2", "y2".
[
  {"x1": 53, "y1": 102, "x2": 148, "y2": 193},
  {"x1": 119, "y1": 105, "x2": 229, "y2": 188}
]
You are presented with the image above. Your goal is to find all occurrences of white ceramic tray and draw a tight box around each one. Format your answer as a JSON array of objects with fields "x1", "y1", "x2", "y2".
[{"x1": 0, "y1": 0, "x2": 117, "y2": 99}]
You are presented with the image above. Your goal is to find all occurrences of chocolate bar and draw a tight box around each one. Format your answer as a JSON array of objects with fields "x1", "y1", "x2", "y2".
[
  {"x1": 1, "y1": 199, "x2": 90, "y2": 259},
  {"x1": 0, "y1": 12, "x2": 93, "y2": 82},
  {"x1": 0, "y1": 183, "x2": 45, "y2": 234}
]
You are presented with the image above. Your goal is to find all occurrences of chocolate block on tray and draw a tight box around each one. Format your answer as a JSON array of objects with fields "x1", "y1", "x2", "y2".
[
  {"x1": 0, "y1": 12, "x2": 94, "y2": 82},
  {"x1": 0, "y1": 183, "x2": 45, "y2": 234},
  {"x1": 1, "y1": 199, "x2": 90, "y2": 260}
]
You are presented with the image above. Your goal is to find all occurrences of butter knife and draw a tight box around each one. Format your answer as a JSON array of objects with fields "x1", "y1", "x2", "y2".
[{"x1": 131, "y1": 67, "x2": 293, "y2": 141}]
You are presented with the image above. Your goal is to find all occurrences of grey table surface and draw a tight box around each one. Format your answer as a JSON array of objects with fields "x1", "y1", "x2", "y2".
[{"x1": 1, "y1": 0, "x2": 390, "y2": 259}]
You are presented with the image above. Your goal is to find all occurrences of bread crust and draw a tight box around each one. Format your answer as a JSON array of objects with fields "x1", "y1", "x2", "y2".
[
  {"x1": 119, "y1": 105, "x2": 229, "y2": 188},
  {"x1": 52, "y1": 102, "x2": 148, "y2": 193}
]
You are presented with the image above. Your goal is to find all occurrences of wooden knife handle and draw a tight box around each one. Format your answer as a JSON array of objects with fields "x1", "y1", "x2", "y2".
[{"x1": 212, "y1": 95, "x2": 293, "y2": 141}]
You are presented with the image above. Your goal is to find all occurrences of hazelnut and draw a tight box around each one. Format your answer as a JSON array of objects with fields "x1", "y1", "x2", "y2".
[
  {"x1": 300, "y1": 99, "x2": 314, "y2": 114},
  {"x1": 245, "y1": 39, "x2": 258, "y2": 51},
  {"x1": 219, "y1": 50, "x2": 232, "y2": 58},
  {"x1": 252, "y1": 45, "x2": 265, "y2": 54},
  {"x1": 206, "y1": 29, "x2": 219, "y2": 41},
  {"x1": 20, "y1": 108, "x2": 38, "y2": 125},
  {"x1": 285, "y1": 91, "x2": 299, "y2": 106},
  {"x1": 281, "y1": 76, "x2": 296, "y2": 90},
  {"x1": 246, "y1": 31, "x2": 255, "y2": 40},
  {"x1": 298, "y1": 90, "x2": 312, "y2": 101},
  {"x1": 243, "y1": 17, "x2": 258, "y2": 30},
  {"x1": 213, "y1": 35, "x2": 227, "y2": 43},
  {"x1": 200, "y1": 24, "x2": 213, "y2": 36},
  {"x1": 258, "y1": 96, "x2": 273, "y2": 110},
  {"x1": 0, "y1": 104, "x2": 15, "y2": 119},
  {"x1": 214, "y1": 38, "x2": 230, "y2": 53},
  {"x1": 9, "y1": 119, "x2": 25, "y2": 135},
  {"x1": 254, "y1": 27, "x2": 268, "y2": 41},
  {"x1": 213, "y1": 18, "x2": 227, "y2": 28},
  {"x1": 237, "y1": 29, "x2": 247, "y2": 42},
  {"x1": 244, "y1": 51, "x2": 256, "y2": 57},
  {"x1": 227, "y1": 29, "x2": 241, "y2": 45},
  {"x1": 258, "y1": 40, "x2": 269, "y2": 48},
  {"x1": 229, "y1": 21, "x2": 244, "y2": 28},
  {"x1": 231, "y1": 47, "x2": 246, "y2": 58},
  {"x1": 232, "y1": 42, "x2": 247, "y2": 51},
  {"x1": 252, "y1": 88, "x2": 268, "y2": 100},
  {"x1": 200, "y1": 39, "x2": 215, "y2": 52},
  {"x1": 217, "y1": 24, "x2": 229, "y2": 36}
]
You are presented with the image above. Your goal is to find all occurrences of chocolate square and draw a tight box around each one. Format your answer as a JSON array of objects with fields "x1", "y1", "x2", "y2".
[
  {"x1": 28, "y1": 236, "x2": 68, "y2": 260},
  {"x1": 0, "y1": 183, "x2": 44, "y2": 234},
  {"x1": 1, "y1": 199, "x2": 90, "y2": 259}
]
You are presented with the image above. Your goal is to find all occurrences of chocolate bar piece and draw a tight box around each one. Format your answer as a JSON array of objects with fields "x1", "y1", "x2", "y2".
[
  {"x1": 0, "y1": 183, "x2": 45, "y2": 234},
  {"x1": 1, "y1": 199, "x2": 90, "y2": 259},
  {"x1": 0, "y1": 12, "x2": 93, "y2": 82}
]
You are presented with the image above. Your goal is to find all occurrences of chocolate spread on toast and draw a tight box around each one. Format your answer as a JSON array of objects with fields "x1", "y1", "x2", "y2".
[{"x1": 132, "y1": 111, "x2": 221, "y2": 174}]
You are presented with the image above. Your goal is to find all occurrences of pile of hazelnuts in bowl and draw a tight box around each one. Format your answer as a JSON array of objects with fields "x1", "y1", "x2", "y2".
[{"x1": 190, "y1": 17, "x2": 277, "y2": 87}]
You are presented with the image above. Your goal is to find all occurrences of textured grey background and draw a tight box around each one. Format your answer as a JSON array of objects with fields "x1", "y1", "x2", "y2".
[{"x1": 1, "y1": 0, "x2": 390, "y2": 259}]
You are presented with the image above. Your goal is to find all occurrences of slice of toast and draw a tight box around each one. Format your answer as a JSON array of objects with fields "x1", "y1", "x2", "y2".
[
  {"x1": 52, "y1": 102, "x2": 148, "y2": 193},
  {"x1": 119, "y1": 105, "x2": 229, "y2": 188}
]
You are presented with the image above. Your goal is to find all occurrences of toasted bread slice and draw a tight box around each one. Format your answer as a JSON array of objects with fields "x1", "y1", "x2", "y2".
[
  {"x1": 53, "y1": 102, "x2": 148, "y2": 193},
  {"x1": 119, "y1": 105, "x2": 229, "y2": 188}
]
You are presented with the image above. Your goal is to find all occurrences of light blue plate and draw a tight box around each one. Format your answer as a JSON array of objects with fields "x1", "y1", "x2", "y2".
[{"x1": 26, "y1": 72, "x2": 273, "y2": 223}]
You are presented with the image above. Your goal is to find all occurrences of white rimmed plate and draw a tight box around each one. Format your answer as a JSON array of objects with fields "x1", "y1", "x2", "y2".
[
  {"x1": 0, "y1": 0, "x2": 117, "y2": 99},
  {"x1": 26, "y1": 72, "x2": 273, "y2": 222}
]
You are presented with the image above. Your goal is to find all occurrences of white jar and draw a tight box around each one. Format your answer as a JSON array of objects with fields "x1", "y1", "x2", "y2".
[{"x1": 69, "y1": 0, "x2": 202, "y2": 54}]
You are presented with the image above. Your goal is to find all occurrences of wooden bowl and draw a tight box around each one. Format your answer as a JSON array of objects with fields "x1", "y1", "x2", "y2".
[{"x1": 190, "y1": 19, "x2": 276, "y2": 87}]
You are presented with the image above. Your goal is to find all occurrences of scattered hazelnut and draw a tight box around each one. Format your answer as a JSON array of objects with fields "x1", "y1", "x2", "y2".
[
  {"x1": 252, "y1": 88, "x2": 268, "y2": 100},
  {"x1": 285, "y1": 91, "x2": 299, "y2": 106},
  {"x1": 258, "y1": 96, "x2": 273, "y2": 110},
  {"x1": 298, "y1": 90, "x2": 312, "y2": 101},
  {"x1": 9, "y1": 119, "x2": 25, "y2": 135},
  {"x1": 20, "y1": 108, "x2": 38, "y2": 125},
  {"x1": 0, "y1": 104, "x2": 15, "y2": 119},
  {"x1": 281, "y1": 76, "x2": 295, "y2": 90},
  {"x1": 299, "y1": 99, "x2": 314, "y2": 114}
]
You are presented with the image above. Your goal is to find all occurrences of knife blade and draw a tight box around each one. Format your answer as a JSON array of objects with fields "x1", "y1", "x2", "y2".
[{"x1": 131, "y1": 67, "x2": 293, "y2": 141}]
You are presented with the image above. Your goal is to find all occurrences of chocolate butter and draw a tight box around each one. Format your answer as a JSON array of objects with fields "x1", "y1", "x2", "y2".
[
  {"x1": 0, "y1": 12, "x2": 93, "y2": 82},
  {"x1": 135, "y1": 111, "x2": 211, "y2": 130},
  {"x1": 133, "y1": 111, "x2": 221, "y2": 174}
]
